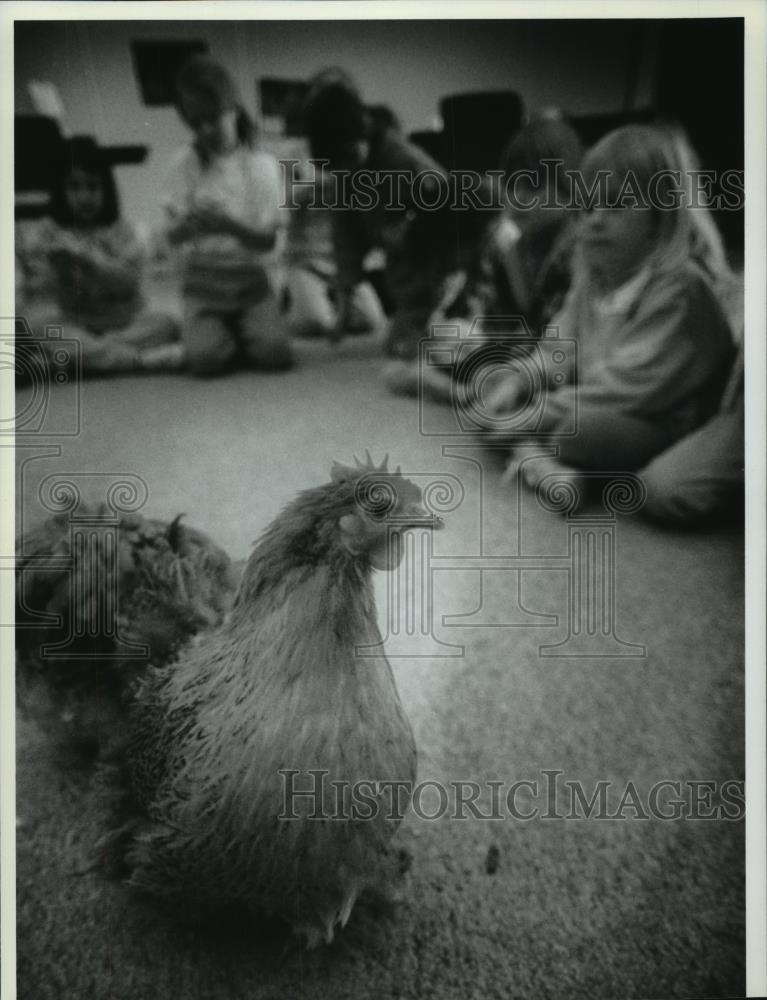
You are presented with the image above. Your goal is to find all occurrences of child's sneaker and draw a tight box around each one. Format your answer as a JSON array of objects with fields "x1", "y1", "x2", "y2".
[
  {"x1": 382, "y1": 359, "x2": 420, "y2": 396},
  {"x1": 504, "y1": 446, "x2": 585, "y2": 514},
  {"x1": 382, "y1": 359, "x2": 455, "y2": 403},
  {"x1": 140, "y1": 343, "x2": 187, "y2": 372}
]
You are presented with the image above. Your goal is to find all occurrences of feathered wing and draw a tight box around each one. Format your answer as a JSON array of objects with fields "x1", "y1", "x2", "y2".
[
  {"x1": 120, "y1": 565, "x2": 417, "y2": 937},
  {"x1": 15, "y1": 504, "x2": 240, "y2": 751}
]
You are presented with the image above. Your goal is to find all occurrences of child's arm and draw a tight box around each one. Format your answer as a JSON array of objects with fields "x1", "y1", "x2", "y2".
[
  {"x1": 165, "y1": 213, "x2": 203, "y2": 246},
  {"x1": 233, "y1": 150, "x2": 282, "y2": 250},
  {"x1": 160, "y1": 147, "x2": 203, "y2": 247},
  {"x1": 88, "y1": 222, "x2": 142, "y2": 287},
  {"x1": 332, "y1": 212, "x2": 369, "y2": 299},
  {"x1": 479, "y1": 286, "x2": 579, "y2": 420},
  {"x1": 542, "y1": 268, "x2": 735, "y2": 428},
  {"x1": 165, "y1": 150, "x2": 281, "y2": 251},
  {"x1": 50, "y1": 222, "x2": 142, "y2": 296},
  {"x1": 16, "y1": 218, "x2": 58, "y2": 301},
  {"x1": 181, "y1": 205, "x2": 277, "y2": 251}
]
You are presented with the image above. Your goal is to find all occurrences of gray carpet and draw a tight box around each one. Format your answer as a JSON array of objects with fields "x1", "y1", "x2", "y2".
[{"x1": 15, "y1": 334, "x2": 745, "y2": 999}]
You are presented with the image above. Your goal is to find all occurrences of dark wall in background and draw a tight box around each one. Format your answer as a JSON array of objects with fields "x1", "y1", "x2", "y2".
[
  {"x1": 14, "y1": 18, "x2": 658, "y2": 226},
  {"x1": 14, "y1": 16, "x2": 743, "y2": 244},
  {"x1": 654, "y1": 19, "x2": 744, "y2": 246}
]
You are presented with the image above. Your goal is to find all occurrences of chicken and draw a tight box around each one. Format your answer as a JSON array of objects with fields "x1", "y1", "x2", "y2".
[
  {"x1": 113, "y1": 455, "x2": 442, "y2": 946},
  {"x1": 16, "y1": 505, "x2": 238, "y2": 756}
]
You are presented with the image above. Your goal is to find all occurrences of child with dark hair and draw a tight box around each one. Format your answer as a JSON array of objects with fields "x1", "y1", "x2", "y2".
[
  {"x1": 367, "y1": 104, "x2": 401, "y2": 136},
  {"x1": 162, "y1": 55, "x2": 292, "y2": 375},
  {"x1": 302, "y1": 68, "x2": 493, "y2": 362},
  {"x1": 303, "y1": 68, "x2": 370, "y2": 170},
  {"x1": 282, "y1": 162, "x2": 385, "y2": 340},
  {"x1": 49, "y1": 137, "x2": 121, "y2": 228},
  {"x1": 479, "y1": 112, "x2": 583, "y2": 326},
  {"x1": 281, "y1": 90, "x2": 403, "y2": 340},
  {"x1": 16, "y1": 136, "x2": 181, "y2": 376}
]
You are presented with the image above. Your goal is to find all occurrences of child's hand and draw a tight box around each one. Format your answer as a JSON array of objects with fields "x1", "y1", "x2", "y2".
[
  {"x1": 48, "y1": 246, "x2": 74, "y2": 266},
  {"x1": 48, "y1": 246, "x2": 91, "y2": 281},
  {"x1": 477, "y1": 372, "x2": 527, "y2": 425},
  {"x1": 49, "y1": 230, "x2": 85, "y2": 257},
  {"x1": 328, "y1": 290, "x2": 353, "y2": 344},
  {"x1": 447, "y1": 317, "x2": 476, "y2": 340},
  {"x1": 165, "y1": 207, "x2": 231, "y2": 244},
  {"x1": 187, "y1": 205, "x2": 236, "y2": 236}
]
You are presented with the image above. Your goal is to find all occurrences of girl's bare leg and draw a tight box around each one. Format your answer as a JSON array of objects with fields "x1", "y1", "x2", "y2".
[
  {"x1": 240, "y1": 292, "x2": 294, "y2": 372},
  {"x1": 101, "y1": 313, "x2": 186, "y2": 371},
  {"x1": 28, "y1": 313, "x2": 140, "y2": 376}
]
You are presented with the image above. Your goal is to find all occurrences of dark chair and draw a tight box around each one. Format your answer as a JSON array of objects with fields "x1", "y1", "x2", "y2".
[
  {"x1": 15, "y1": 115, "x2": 64, "y2": 217},
  {"x1": 15, "y1": 116, "x2": 148, "y2": 219},
  {"x1": 439, "y1": 91, "x2": 524, "y2": 173},
  {"x1": 569, "y1": 108, "x2": 657, "y2": 148},
  {"x1": 408, "y1": 129, "x2": 448, "y2": 168}
]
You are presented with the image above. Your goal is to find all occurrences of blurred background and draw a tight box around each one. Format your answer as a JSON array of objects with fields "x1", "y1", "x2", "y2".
[
  {"x1": 11, "y1": 18, "x2": 750, "y2": 1000},
  {"x1": 14, "y1": 18, "x2": 744, "y2": 247}
]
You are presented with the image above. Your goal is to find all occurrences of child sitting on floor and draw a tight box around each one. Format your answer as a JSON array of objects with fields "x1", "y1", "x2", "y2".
[
  {"x1": 640, "y1": 337, "x2": 743, "y2": 525},
  {"x1": 303, "y1": 68, "x2": 494, "y2": 372},
  {"x1": 639, "y1": 127, "x2": 745, "y2": 527},
  {"x1": 162, "y1": 55, "x2": 292, "y2": 376},
  {"x1": 477, "y1": 124, "x2": 740, "y2": 516},
  {"x1": 16, "y1": 136, "x2": 182, "y2": 377},
  {"x1": 458, "y1": 112, "x2": 583, "y2": 331},
  {"x1": 384, "y1": 112, "x2": 583, "y2": 400},
  {"x1": 281, "y1": 160, "x2": 385, "y2": 340}
]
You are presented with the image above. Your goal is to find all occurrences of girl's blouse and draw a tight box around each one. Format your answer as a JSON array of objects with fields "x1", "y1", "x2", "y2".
[
  {"x1": 16, "y1": 217, "x2": 143, "y2": 332},
  {"x1": 161, "y1": 144, "x2": 282, "y2": 308},
  {"x1": 539, "y1": 260, "x2": 737, "y2": 440},
  {"x1": 459, "y1": 214, "x2": 574, "y2": 334}
]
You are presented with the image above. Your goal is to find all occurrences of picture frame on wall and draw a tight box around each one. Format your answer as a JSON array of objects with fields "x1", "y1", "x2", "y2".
[
  {"x1": 258, "y1": 76, "x2": 310, "y2": 136},
  {"x1": 130, "y1": 38, "x2": 209, "y2": 106}
]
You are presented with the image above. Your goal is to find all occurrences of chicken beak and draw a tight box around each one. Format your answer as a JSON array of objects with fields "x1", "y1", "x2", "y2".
[{"x1": 401, "y1": 504, "x2": 444, "y2": 530}]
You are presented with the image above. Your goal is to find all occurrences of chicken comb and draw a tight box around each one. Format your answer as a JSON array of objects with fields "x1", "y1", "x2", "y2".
[
  {"x1": 166, "y1": 513, "x2": 186, "y2": 554},
  {"x1": 330, "y1": 453, "x2": 403, "y2": 483}
]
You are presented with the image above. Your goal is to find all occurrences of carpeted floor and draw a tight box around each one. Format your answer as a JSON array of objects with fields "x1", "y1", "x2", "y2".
[{"x1": 15, "y1": 332, "x2": 745, "y2": 999}]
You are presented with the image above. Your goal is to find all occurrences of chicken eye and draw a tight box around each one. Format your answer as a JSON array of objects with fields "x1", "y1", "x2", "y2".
[{"x1": 355, "y1": 476, "x2": 398, "y2": 521}]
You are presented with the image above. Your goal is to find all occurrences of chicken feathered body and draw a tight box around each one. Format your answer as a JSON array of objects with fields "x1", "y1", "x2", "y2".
[
  {"x1": 120, "y1": 459, "x2": 434, "y2": 944},
  {"x1": 16, "y1": 504, "x2": 238, "y2": 754}
]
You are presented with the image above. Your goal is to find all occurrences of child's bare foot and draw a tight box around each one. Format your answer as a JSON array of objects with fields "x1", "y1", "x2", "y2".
[
  {"x1": 505, "y1": 446, "x2": 586, "y2": 513},
  {"x1": 420, "y1": 366, "x2": 455, "y2": 403},
  {"x1": 382, "y1": 359, "x2": 420, "y2": 396},
  {"x1": 140, "y1": 343, "x2": 186, "y2": 372},
  {"x1": 383, "y1": 360, "x2": 455, "y2": 403}
]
